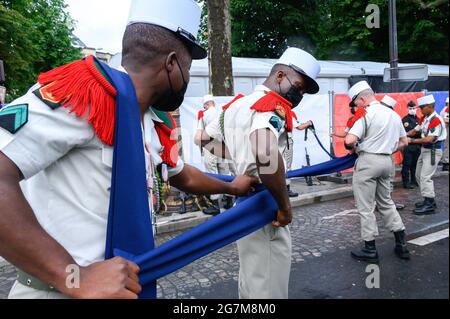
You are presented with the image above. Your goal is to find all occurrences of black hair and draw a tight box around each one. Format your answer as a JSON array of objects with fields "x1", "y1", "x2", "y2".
[
  {"x1": 122, "y1": 23, "x2": 191, "y2": 72},
  {"x1": 407, "y1": 101, "x2": 416, "y2": 108}
]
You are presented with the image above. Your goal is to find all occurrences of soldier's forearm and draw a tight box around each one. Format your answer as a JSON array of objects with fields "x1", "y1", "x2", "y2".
[
  {"x1": 0, "y1": 154, "x2": 77, "y2": 295},
  {"x1": 410, "y1": 136, "x2": 436, "y2": 145},
  {"x1": 170, "y1": 164, "x2": 235, "y2": 195},
  {"x1": 257, "y1": 152, "x2": 290, "y2": 212}
]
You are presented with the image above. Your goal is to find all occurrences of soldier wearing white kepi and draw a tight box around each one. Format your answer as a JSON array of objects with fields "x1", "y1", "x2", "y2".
[
  {"x1": 201, "y1": 47, "x2": 321, "y2": 298},
  {"x1": 345, "y1": 81, "x2": 410, "y2": 263},
  {"x1": 407, "y1": 95, "x2": 447, "y2": 215},
  {"x1": 195, "y1": 95, "x2": 235, "y2": 214},
  {"x1": 0, "y1": 0, "x2": 256, "y2": 299}
]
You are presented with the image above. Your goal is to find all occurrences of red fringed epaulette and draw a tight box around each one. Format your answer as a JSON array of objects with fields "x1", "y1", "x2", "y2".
[
  {"x1": 347, "y1": 108, "x2": 367, "y2": 129},
  {"x1": 250, "y1": 91, "x2": 294, "y2": 132},
  {"x1": 222, "y1": 94, "x2": 245, "y2": 111},
  {"x1": 154, "y1": 114, "x2": 178, "y2": 168},
  {"x1": 36, "y1": 55, "x2": 117, "y2": 146}
]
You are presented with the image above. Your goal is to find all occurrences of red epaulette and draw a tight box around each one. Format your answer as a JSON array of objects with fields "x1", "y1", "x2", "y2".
[
  {"x1": 222, "y1": 94, "x2": 245, "y2": 111},
  {"x1": 198, "y1": 110, "x2": 204, "y2": 121},
  {"x1": 250, "y1": 91, "x2": 294, "y2": 132},
  {"x1": 154, "y1": 113, "x2": 178, "y2": 168},
  {"x1": 428, "y1": 116, "x2": 442, "y2": 130},
  {"x1": 36, "y1": 55, "x2": 117, "y2": 146},
  {"x1": 419, "y1": 116, "x2": 425, "y2": 125},
  {"x1": 445, "y1": 106, "x2": 449, "y2": 113},
  {"x1": 347, "y1": 108, "x2": 367, "y2": 129}
]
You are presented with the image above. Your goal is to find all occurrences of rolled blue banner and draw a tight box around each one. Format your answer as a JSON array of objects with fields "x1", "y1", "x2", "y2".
[{"x1": 115, "y1": 154, "x2": 357, "y2": 286}]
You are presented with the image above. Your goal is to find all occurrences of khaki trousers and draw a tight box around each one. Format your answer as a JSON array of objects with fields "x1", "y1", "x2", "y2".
[
  {"x1": 353, "y1": 152, "x2": 405, "y2": 242},
  {"x1": 237, "y1": 224, "x2": 291, "y2": 299},
  {"x1": 416, "y1": 148, "x2": 443, "y2": 198}
]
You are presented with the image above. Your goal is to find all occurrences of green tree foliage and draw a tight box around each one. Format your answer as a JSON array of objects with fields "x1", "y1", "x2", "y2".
[
  {"x1": 0, "y1": 0, "x2": 81, "y2": 100},
  {"x1": 199, "y1": 0, "x2": 448, "y2": 64}
]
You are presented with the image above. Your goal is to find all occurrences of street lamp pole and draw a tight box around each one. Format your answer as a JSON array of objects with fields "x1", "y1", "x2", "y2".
[{"x1": 389, "y1": 0, "x2": 400, "y2": 92}]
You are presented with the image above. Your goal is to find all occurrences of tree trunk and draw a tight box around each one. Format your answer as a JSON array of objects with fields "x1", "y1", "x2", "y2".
[{"x1": 207, "y1": 0, "x2": 234, "y2": 96}]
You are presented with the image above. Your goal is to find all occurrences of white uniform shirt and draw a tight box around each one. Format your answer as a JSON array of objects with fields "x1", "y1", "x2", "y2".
[
  {"x1": 0, "y1": 68, "x2": 183, "y2": 266},
  {"x1": 348, "y1": 101, "x2": 406, "y2": 154},
  {"x1": 205, "y1": 85, "x2": 288, "y2": 179},
  {"x1": 414, "y1": 111, "x2": 447, "y2": 142},
  {"x1": 197, "y1": 106, "x2": 220, "y2": 130}
]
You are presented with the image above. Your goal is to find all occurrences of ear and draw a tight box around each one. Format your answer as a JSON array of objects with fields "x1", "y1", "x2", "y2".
[
  {"x1": 164, "y1": 52, "x2": 178, "y2": 72},
  {"x1": 275, "y1": 70, "x2": 285, "y2": 84}
]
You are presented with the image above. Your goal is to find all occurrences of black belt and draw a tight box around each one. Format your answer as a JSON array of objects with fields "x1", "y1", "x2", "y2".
[{"x1": 423, "y1": 141, "x2": 442, "y2": 149}]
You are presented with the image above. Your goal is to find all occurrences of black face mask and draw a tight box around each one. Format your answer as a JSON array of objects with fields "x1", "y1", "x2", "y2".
[
  {"x1": 153, "y1": 58, "x2": 188, "y2": 112},
  {"x1": 279, "y1": 76, "x2": 304, "y2": 107}
]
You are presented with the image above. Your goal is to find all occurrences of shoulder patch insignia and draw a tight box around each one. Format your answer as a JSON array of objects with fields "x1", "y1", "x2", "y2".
[
  {"x1": 269, "y1": 115, "x2": 283, "y2": 132},
  {"x1": 0, "y1": 104, "x2": 29, "y2": 134},
  {"x1": 33, "y1": 85, "x2": 62, "y2": 110}
]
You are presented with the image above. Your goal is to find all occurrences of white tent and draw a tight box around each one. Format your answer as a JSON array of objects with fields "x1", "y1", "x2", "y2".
[{"x1": 109, "y1": 53, "x2": 449, "y2": 96}]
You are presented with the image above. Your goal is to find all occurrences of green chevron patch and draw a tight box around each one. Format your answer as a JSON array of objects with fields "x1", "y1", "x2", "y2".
[{"x1": 0, "y1": 104, "x2": 28, "y2": 134}]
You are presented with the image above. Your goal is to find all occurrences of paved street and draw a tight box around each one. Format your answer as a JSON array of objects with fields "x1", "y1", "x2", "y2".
[{"x1": 0, "y1": 175, "x2": 448, "y2": 299}]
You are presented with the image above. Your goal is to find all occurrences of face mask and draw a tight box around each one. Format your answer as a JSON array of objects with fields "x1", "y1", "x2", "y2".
[
  {"x1": 153, "y1": 58, "x2": 188, "y2": 112},
  {"x1": 408, "y1": 109, "x2": 417, "y2": 116},
  {"x1": 350, "y1": 107, "x2": 356, "y2": 115},
  {"x1": 279, "y1": 76, "x2": 304, "y2": 107}
]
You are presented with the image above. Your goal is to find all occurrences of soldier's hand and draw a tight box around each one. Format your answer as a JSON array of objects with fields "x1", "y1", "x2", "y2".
[
  {"x1": 67, "y1": 257, "x2": 141, "y2": 299},
  {"x1": 229, "y1": 175, "x2": 259, "y2": 196},
  {"x1": 272, "y1": 208, "x2": 293, "y2": 228}
]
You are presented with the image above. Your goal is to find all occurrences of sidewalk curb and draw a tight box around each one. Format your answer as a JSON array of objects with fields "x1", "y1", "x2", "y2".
[{"x1": 156, "y1": 171, "x2": 448, "y2": 235}]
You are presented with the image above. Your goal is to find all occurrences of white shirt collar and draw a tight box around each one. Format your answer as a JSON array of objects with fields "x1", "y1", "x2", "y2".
[{"x1": 254, "y1": 84, "x2": 272, "y2": 93}]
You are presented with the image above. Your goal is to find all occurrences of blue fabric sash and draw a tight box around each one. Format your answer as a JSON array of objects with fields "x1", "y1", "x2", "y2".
[
  {"x1": 97, "y1": 62, "x2": 156, "y2": 299},
  {"x1": 115, "y1": 154, "x2": 357, "y2": 291}
]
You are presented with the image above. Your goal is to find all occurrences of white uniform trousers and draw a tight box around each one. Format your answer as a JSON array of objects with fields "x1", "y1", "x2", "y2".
[
  {"x1": 237, "y1": 224, "x2": 292, "y2": 299},
  {"x1": 416, "y1": 148, "x2": 443, "y2": 198},
  {"x1": 353, "y1": 152, "x2": 405, "y2": 242}
]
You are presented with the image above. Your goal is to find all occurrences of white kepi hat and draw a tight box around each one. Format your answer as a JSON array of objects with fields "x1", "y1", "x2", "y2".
[
  {"x1": 417, "y1": 95, "x2": 435, "y2": 107},
  {"x1": 276, "y1": 47, "x2": 321, "y2": 94},
  {"x1": 381, "y1": 95, "x2": 397, "y2": 109},
  {"x1": 203, "y1": 94, "x2": 214, "y2": 104},
  {"x1": 348, "y1": 81, "x2": 372, "y2": 101},
  {"x1": 127, "y1": 0, "x2": 206, "y2": 60}
]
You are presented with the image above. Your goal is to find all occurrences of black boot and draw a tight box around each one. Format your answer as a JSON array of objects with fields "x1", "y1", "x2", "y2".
[
  {"x1": 415, "y1": 199, "x2": 426, "y2": 208},
  {"x1": 394, "y1": 230, "x2": 410, "y2": 259},
  {"x1": 443, "y1": 163, "x2": 449, "y2": 171},
  {"x1": 395, "y1": 203, "x2": 405, "y2": 210},
  {"x1": 414, "y1": 198, "x2": 436, "y2": 215},
  {"x1": 287, "y1": 185, "x2": 299, "y2": 198},
  {"x1": 203, "y1": 199, "x2": 221, "y2": 216},
  {"x1": 403, "y1": 182, "x2": 414, "y2": 189},
  {"x1": 351, "y1": 240, "x2": 379, "y2": 263}
]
